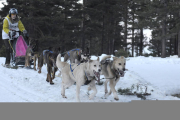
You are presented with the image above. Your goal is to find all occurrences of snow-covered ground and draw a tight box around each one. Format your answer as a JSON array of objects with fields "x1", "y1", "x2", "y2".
[{"x1": 0, "y1": 55, "x2": 180, "y2": 102}]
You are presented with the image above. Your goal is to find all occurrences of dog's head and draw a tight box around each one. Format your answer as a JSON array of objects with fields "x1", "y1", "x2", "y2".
[
  {"x1": 53, "y1": 47, "x2": 61, "y2": 54},
  {"x1": 81, "y1": 47, "x2": 91, "y2": 63},
  {"x1": 112, "y1": 56, "x2": 126, "y2": 77},
  {"x1": 87, "y1": 57, "x2": 101, "y2": 82},
  {"x1": 29, "y1": 38, "x2": 39, "y2": 54}
]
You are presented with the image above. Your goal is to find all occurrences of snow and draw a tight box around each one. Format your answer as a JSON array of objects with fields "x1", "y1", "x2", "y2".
[{"x1": 0, "y1": 54, "x2": 180, "y2": 102}]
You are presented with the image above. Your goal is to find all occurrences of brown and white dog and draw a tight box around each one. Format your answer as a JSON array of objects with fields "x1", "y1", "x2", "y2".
[
  {"x1": 100, "y1": 55, "x2": 126, "y2": 101},
  {"x1": 25, "y1": 38, "x2": 39, "y2": 70},
  {"x1": 38, "y1": 47, "x2": 60, "y2": 85}
]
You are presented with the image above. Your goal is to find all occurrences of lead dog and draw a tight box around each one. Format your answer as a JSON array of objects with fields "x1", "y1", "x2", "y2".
[
  {"x1": 56, "y1": 54, "x2": 101, "y2": 102},
  {"x1": 100, "y1": 55, "x2": 126, "y2": 101}
]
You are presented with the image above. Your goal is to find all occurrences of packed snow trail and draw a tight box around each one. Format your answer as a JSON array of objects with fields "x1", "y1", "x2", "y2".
[{"x1": 0, "y1": 56, "x2": 180, "y2": 102}]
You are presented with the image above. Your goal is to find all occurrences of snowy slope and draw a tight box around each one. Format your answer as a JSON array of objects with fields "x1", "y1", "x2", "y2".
[{"x1": 0, "y1": 55, "x2": 180, "y2": 102}]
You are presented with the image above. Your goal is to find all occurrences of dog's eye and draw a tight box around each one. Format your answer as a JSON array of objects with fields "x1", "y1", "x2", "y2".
[
  {"x1": 124, "y1": 63, "x2": 126, "y2": 65},
  {"x1": 119, "y1": 63, "x2": 121, "y2": 65},
  {"x1": 94, "y1": 65, "x2": 96, "y2": 67}
]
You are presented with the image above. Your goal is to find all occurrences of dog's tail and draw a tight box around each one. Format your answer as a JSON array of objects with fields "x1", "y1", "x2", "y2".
[
  {"x1": 56, "y1": 54, "x2": 67, "y2": 69},
  {"x1": 101, "y1": 55, "x2": 111, "y2": 62}
]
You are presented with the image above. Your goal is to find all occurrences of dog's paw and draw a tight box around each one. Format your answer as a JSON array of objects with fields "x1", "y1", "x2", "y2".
[
  {"x1": 62, "y1": 95, "x2": 67, "y2": 98},
  {"x1": 89, "y1": 97, "x2": 93, "y2": 100},
  {"x1": 89, "y1": 95, "x2": 95, "y2": 100},
  {"x1": 89, "y1": 94, "x2": 93, "y2": 100},
  {"x1": 101, "y1": 96, "x2": 107, "y2": 99},
  {"x1": 50, "y1": 82, "x2": 54, "y2": 85},
  {"x1": 114, "y1": 97, "x2": 119, "y2": 101},
  {"x1": 105, "y1": 89, "x2": 108, "y2": 94},
  {"x1": 103, "y1": 94, "x2": 108, "y2": 99}
]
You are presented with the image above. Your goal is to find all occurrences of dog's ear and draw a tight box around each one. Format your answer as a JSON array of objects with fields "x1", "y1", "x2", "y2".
[
  {"x1": 113, "y1": 57, "x2": 117, "y2": 61},
  {"x1": 97, "y1": 57, "x2": 99, "y2": 61},
  {"x1": 120, "y1": 56, "x2": 124, "y2": 59}
]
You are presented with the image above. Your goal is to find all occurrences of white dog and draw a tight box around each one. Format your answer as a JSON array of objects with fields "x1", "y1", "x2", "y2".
[
  {"x1": 56, "y1": 54, "x2": 101, "y2": 102},
  {"x1": 100, "y1": 55, "x2": 126, "y2": 101}
]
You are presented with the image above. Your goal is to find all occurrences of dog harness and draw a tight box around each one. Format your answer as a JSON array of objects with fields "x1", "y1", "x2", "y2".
[
  {"x1": 70, "y1": 63, "x2": 81, "y2": 77},
  {"x1": 67, "y1": 48, "x2": 81, "y2": 56},
  {"x1": 43, "y1": 50, "x2": 53, "y2": 56},
  {"x1": 84, "y1": 72, "x2": 96, "y2": 85}
]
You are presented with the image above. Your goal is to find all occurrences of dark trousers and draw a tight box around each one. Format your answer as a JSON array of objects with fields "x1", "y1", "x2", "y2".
[
  {"x1": 4, "y1": 39, "x2": 11, "y2": 64},
  {"x1": 4, "y1": 38, "x2": 18, "y2": 64}
]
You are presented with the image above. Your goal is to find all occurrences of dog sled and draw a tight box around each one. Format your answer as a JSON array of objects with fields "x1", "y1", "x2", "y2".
[{"x1": 8, "y1": 30, "x2": 33, "y2": 67}]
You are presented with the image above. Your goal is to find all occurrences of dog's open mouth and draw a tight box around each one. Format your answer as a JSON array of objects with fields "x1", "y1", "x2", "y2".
[
  {"x1": 93, "y1": 70, "x2": 100, "y2": 82},
  {"x1": 116, "y1": 69, "x2": 125, "y2": 77}
]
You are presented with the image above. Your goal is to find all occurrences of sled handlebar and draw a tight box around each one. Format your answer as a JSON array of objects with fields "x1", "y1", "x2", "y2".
[{"x1": 9, "y1": 29, "x2": 21, "y2": 32}]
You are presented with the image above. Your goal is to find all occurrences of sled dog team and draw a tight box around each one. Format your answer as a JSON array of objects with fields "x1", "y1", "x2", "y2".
[
  {"x1": 2, "y1": 8, "x2": 126, "y2": 101},
  {"x1": 25, "y1": 45, "x2": 126, "y2": 102}
]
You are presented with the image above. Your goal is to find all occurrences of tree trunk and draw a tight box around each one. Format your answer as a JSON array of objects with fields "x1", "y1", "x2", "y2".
[
  {"x1": 174, "y1": 35, "x2": 177, "y2": 55},
  {"x1": 178, "y1": 31, "x2": 180, "y2": 57},
  {"x1": 28, "y1": 0, "x2": 34, "y2": 43},
  {"x1": 140, "y1": 28, "x2": 143, "y2": 56},
  {"x1": 89, "y1": 36, "x2": 92, "y2": 55},
  {"x1": 62, "y1": 4, "x2": 67, "y2": 53},
  {"x1": 161, "y1": 19, "x2": 166, "y2": 58},
  {"x1": 132, "y1": 13, "x2": 135, "y2": 57},
  {"x1": 124, "y1": 1, "x2": 128, "y2": 53},
  {"x1": 81, "y1": 0, "x2": 86, "y2": 52},
  {"x1": 169, "y1": 38, "x2": 172, "y2": 55},
  {"x1": 101, "y1": 14, "x2": 105, "y2": 54}
]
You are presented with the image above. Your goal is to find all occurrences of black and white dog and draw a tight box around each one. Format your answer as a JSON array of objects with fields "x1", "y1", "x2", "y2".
[{"x1": 63, "y1": 47, "x2": 91, "y2": 64}]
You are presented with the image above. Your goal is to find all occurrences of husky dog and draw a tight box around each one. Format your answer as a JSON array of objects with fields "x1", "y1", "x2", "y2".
[
  {"x1": 38, "y1": 47, "x2": 53, "y2": 73},
  {"x1": 56, "y1": 54, "x2": 101, "y2": 102},
  {"x1": 46, "y1": 51, "x2": 59, "y2": 84},
  {"x1": 63, "y1": 48, "x2": 82, "y2": 64},
  {"x1": 80, "y1": 47, "x2": 91, "y2": 63},
  {"x1": 38, "y1": 47, "x2": 60, "y2": 85},
  {"x1": 25, "y1": 38, "x2": 39, "y2": 70},
  {"x1": 63, "y1": 47, "x2": 91, "y2": 64},
  {"x1": 100, "y1": 55, "x2": 126, "y2": 101}
]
